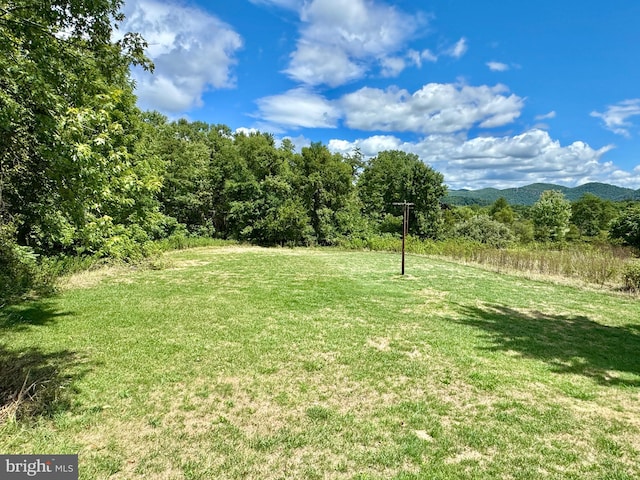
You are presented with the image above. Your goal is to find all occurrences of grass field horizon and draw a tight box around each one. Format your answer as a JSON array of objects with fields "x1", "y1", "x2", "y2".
[{"x1": 2, "y1": 246, "x2": 640, "y2": 479}]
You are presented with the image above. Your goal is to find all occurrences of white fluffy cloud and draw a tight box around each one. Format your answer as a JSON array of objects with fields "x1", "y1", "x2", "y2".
[
  {"x1": 255, "y1": 82, "x2": 524, "y2": 134},
  {"x1": 328, "y1": 129, "x2": 633, "y2": 189},
  {"x1": 329, "y1": 135, "x2": 402, "y2": 155},
  {"x1": 380, "y1": 56, "x2": 407, "y2": 78},
  {"x1": 122, "y1": 0, "x2": 243, "y2": 113},
  {"x1": 279, "y1": 0, "x2": 422, "y2": 86},
  {"x1": 284, "y1": 41, "x2": 366, "y2": 87},
  {"x1": 255, "y1": 88, "x2": 341, "y2": 129},
  {"x1": 591, "y1": 99, "x2": 640, "y2": 137},
  {"x1": 340, "y1": 83, "x2": 524, "y2": 134},
  {"x1": 254, "y1": 0, "x2": 468, "y2": 85}
]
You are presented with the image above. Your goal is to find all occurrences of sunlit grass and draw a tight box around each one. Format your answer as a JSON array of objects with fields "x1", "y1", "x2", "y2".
[{"x1": 2, "y1": 246, "x2": 640, "y2": 479}]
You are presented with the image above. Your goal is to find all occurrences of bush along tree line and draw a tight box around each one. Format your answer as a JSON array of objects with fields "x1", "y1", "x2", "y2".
[{"x1": 2, "y1": 1, "x2": 640, "y2": 300}]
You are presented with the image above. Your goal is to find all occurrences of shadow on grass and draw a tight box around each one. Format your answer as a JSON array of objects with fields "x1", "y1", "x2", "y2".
[
  {"x1": 0, "y1": 302, "x2": 85, "y2": 422},
  {"x1": 455, "y1": 304, "x2": 640, "y2": 387},
  {"x1": 0, "y1": 300, "x2": 72, "y2": 331},
  {"x1": 0, "y1": 345, "x2": 88, "y2": 422}
]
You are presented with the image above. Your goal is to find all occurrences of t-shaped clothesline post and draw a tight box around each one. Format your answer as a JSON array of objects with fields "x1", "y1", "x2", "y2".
[{"x1": 392, "y1": 201, "x2": 414, "y2": 275}]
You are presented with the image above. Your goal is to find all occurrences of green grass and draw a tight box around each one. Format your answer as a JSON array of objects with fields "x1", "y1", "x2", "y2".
[{"x1": 2, "y1": 246, "x2": 640, "y2": 479}]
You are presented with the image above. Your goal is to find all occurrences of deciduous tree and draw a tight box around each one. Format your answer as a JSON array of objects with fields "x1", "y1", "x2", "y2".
[
  {"x1": 571, "y1": 193, "x2": 617, "y2": 237},
  {"x1": 357, "y1": 151, "x2": 447, "y2": 239},
  {"x1": 531, "y1": 190, "x2": 572, "y2": 242},
  {"x1": 0, "y1": 0, "x2": 155, "y2": 256},
  {"x1": 609, "y1": 205, "x2": 640, "y2": 250}
]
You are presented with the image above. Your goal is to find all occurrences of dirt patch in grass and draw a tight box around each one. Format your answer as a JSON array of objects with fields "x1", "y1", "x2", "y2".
[{"x1": 415, "y1": 430, "x2": 434, "y2": 441}]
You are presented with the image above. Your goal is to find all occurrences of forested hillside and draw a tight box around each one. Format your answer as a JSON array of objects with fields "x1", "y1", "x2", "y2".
[{"x1": 447, "y1": 182, "x2": 640, "y2": 206}]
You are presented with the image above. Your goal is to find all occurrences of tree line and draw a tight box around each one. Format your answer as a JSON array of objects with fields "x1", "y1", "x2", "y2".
[{"x1": 146, "y1": 117, "x2": 447, "y2": 247}]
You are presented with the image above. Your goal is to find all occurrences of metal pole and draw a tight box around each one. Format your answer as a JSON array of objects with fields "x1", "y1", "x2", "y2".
[
  {"x1": 393, "y1": 201, "x2": 414, "y2": 275},
  {"x1": 402, "y1": 203, "x2": 407, "y2": 275}
]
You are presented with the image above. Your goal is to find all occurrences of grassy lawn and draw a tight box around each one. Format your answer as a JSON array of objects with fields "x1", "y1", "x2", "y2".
[{"x1": 2, "y1": 246, "x2": 640, "y2": 479}]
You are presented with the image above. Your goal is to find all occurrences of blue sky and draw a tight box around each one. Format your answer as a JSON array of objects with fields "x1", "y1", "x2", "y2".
[{"x1": 120, "y1": 0, "x2": 640, "y2": 189}]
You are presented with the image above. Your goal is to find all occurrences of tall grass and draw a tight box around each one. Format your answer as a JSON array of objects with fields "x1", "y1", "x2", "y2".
[
  {"x1": 459, "y1": 245, "x2": 631, "y2": 287},
  {"x1": 338, "y1": 235, "x2": 636, "y2": 288}
]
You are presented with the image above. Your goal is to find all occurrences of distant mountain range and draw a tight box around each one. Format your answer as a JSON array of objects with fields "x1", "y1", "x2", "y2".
[{"x1": 445, "y1": 182, "x2": 640, "y2": 206}]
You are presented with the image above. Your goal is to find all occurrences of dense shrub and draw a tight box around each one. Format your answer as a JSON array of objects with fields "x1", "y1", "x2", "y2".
[
  {"x1": 451, "y1": 215, "x2": 514, "y2": 248},
  {"x1": 512, "y1": 220, "x2": 535, "y2": 243},
  {"x1": 0, "y1": 224, "x2": 41, "y2": 301},
  {"x1": 622, "y1": 262, "x2": 640, "y2": 292},
  {"x1": 367, "y1": 234, "x2": 402, "y2": 252},
  {"x1": 610, "y1": 206, "x2": 640, "y2": 250}
]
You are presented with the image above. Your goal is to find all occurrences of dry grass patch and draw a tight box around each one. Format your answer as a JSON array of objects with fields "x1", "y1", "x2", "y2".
[
  {"x1": 168, "y1": 259, "x2": 211, "y2": 269},
  {"x1": 60, "y1": 266, "x2": 128, "y2": 290},
  {"x1": 445, "y1": 447, "x2": 495, "y2": 465},
  {"x1": 367, "y1": 337, "x2": 391, "y2": 352}
]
